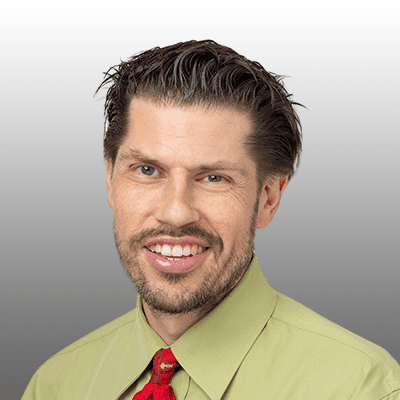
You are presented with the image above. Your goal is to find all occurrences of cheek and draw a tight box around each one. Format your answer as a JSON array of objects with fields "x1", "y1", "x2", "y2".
[
  {"x1": 206, "y1": 212, "x2": 245, "y2": 242},
  {"x1": 113, "y1": 193, "x2": 149, "y2": 233},
  {"x1": 212, "y1": 221, "x2": 232, "y2": 230},
  {"x1": 202, "y1": 194, "x2": 254, "y2": 231},
  {"x1": 114, "y1": 182, "x2": 151, "y2": 213}
]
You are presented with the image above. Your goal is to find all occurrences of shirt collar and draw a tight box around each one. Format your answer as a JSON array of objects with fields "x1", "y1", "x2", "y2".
[
  {"x1": 115, "y1": 296, "x2": 168, "y2": 397},
  {"x1": 170, "y1": 255, "x2": 277, "y2": 399},
  {"x1": 130, "y1": 254, "x2": 276, "y2": 400}
]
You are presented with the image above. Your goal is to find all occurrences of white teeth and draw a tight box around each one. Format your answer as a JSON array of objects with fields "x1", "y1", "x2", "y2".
[
  {"x1": 183, "y1": 245, "x2": 191, "y2": 256},
  {"x1": 148, "y1": 243, "x2": 208, "y2": 256},
  {"x1": 161, "y1": 244, "x2": 172, "y2": 256},
  {"x1": 172, "y1": 244, "x2": 183, "y2": 257}
]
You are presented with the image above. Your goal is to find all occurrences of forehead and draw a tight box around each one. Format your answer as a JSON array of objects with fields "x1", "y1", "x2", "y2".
[{"x1": 117, "y1": 98, "x2": 256, "y2": 173}]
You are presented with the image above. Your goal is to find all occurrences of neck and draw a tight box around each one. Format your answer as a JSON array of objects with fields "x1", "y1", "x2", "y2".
[
  {"x1": 141, "y1": 265, "x2": 249, "y2": 345},
  {"x1": 142, "y1": 300, "x2": 211, "y2": 345}
]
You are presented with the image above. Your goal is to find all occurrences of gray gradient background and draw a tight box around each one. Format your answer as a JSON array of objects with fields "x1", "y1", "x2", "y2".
[{"x1": 2, "y1": 1, "x2": 399, "y2": 398}]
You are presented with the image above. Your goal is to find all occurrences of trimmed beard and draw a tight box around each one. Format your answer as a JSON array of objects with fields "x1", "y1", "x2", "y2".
[{"x1": 114, "y1": 194, "x2": 260, "y2": 316}]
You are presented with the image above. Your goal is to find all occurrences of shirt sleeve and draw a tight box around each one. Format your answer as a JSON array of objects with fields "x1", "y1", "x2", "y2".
[
  {"x1": 347, "y1": 358, "x2": 400, "y2": 400},
  {"x1": 21, "y1": 361, "x2": 65, "y2": 400},
  {"x1": 379, "y1": 391, "x2": 400, "y2": 400},
  {"x1": 22, "y1": 367, "x2": 40, "y2": 400}
]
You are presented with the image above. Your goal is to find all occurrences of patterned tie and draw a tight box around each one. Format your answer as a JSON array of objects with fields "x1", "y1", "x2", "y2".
[{"x1": 133, "y1": 348, "x2": 179, "y2": 400}]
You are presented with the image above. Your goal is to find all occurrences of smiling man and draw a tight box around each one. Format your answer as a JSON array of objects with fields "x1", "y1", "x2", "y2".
[
  {"x1": 108, "y1": 99, "x2": 271, "y2": 346},
  {"x1": 23, "y1": 40, "x2": 400, "y2": 399}
]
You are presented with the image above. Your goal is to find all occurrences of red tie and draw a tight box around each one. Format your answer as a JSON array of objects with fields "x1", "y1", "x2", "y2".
[{"x1": 133, "y1": 348, "x2": 179, "y2": 400}]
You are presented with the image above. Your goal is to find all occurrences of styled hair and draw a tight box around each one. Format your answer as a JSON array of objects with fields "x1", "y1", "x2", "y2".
[{"x1": 97, "y1": 40, "x2": 303, "y2": 188}]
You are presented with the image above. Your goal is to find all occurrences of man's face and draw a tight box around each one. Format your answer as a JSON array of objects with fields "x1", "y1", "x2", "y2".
[{"x1": 106, "y1": 98, "x2": 269, "y2": 315}]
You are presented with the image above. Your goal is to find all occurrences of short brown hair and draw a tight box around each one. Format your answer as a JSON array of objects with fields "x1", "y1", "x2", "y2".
[{"x1": 97, "y1": 40, "x2": 303, "y2": 188}]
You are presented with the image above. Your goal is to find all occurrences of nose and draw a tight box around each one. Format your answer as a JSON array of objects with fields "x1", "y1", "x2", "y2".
[{"x1": 154, "y1": 173, "x2": 199, "y2": 228}]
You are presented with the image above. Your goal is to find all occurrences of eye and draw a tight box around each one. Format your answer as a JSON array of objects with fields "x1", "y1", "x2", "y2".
[
  {"x1": 137, "y1": 165, "x2": 158, "y2": 176},
  {"x1": 204, "y1": 175, "x2": 224, "y2": 183}
]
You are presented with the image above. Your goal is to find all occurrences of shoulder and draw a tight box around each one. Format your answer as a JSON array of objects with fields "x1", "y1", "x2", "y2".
[
  {"x1": 271, "y1": 290, "x2": 397, "y2": 364},
  {"x1": 52, "y1": 308, "x2": 137, "y2": 359},
  {"x1": 263, "y1": 290, "x2": 400, "y2": 398},
  {"x1": 22, "y1": 308, "x2": 138, "y2": 399}
]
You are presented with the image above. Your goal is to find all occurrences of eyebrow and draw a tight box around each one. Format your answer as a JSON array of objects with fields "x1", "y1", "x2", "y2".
[{"x1": 117, "y1": 148, "x2": 249, "y2": 177}]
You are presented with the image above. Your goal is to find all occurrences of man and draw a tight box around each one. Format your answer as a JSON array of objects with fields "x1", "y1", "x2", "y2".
[{"x1": 23, "y1": 40, "x2": 400, "y2": 399}]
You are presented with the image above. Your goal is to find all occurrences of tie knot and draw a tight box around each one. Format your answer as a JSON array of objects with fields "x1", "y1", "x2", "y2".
[{"x1": 150, "y1": 349, "x2": 179, "y2": 385}]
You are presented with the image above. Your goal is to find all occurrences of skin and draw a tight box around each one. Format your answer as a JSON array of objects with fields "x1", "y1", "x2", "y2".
[{"x1": 106, "y1": 98, "x2": 287, "y2": 345}]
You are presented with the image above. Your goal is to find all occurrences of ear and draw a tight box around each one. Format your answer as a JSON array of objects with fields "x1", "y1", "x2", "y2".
[
  {"x1": 106, "y1": 159, "x2": 115, "y2": 209},
  {"x1": 256, "y1": 175, "x2": 288, "y2": 229}
]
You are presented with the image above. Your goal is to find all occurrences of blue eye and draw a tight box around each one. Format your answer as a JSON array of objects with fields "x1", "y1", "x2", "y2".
[
  {"x1": 206, "y1": 175, "x2": 223, "y2": 183},
  {"x1": 135, "y1": 167, "x2": 225, "y2": 183},
  {"x1": 138, "y1": 166, "x2": 157, "y2": 176}
]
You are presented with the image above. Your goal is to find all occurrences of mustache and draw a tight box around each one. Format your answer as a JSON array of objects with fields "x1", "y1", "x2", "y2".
[{"x1": 127, "y1": 224, "x2": 223, "y2": 252}]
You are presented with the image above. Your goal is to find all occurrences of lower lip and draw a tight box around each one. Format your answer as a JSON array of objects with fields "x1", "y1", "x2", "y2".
[{"x1": 144, "y1": 247, "x2": 210, "y2": 273}]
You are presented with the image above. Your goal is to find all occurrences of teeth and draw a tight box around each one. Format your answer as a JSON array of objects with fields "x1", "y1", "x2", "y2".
[
  {"x1": 161, "y1": 244, "x2": 172, "y2": 256},
  {"x1": 183, "y1": 245, "x2": 191, "y2": 256},
  {"x1": 147, "y1": 243, "x2": 207, "y2": 257},
  {"x1": 172, "y1": 244, "x2": 183, "y2": 257}
]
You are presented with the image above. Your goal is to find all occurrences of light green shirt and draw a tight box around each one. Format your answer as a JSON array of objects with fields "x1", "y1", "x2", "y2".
[{"x1": 23, "y1": 255, "x2": 400, "y2": 399}]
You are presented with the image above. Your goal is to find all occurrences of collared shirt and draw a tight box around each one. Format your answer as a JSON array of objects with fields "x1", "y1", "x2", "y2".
[{"x1": 23, "y1": 255, "x2": 400, "y2": 399}]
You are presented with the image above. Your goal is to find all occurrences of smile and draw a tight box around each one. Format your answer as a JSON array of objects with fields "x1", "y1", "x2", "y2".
[
  {"x1": 144, "y1": 246, "x2": 211, "y2": 273},
  {"x1": 145, "y1": 243, "x2": 209, "y2": 259}
]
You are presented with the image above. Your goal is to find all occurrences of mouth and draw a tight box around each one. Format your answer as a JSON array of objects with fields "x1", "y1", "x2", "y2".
[
  {"x1": 144, "y1": 245, "x2": 211, "y2": 273},
  {"x1": 144, "y1": 244, "x2": 210, "y2": 261}
]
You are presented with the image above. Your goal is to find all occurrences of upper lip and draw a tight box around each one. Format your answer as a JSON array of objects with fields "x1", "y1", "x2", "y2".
[{"x1": 144, "y1": 236, "x2": 210, "y2": 248}]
